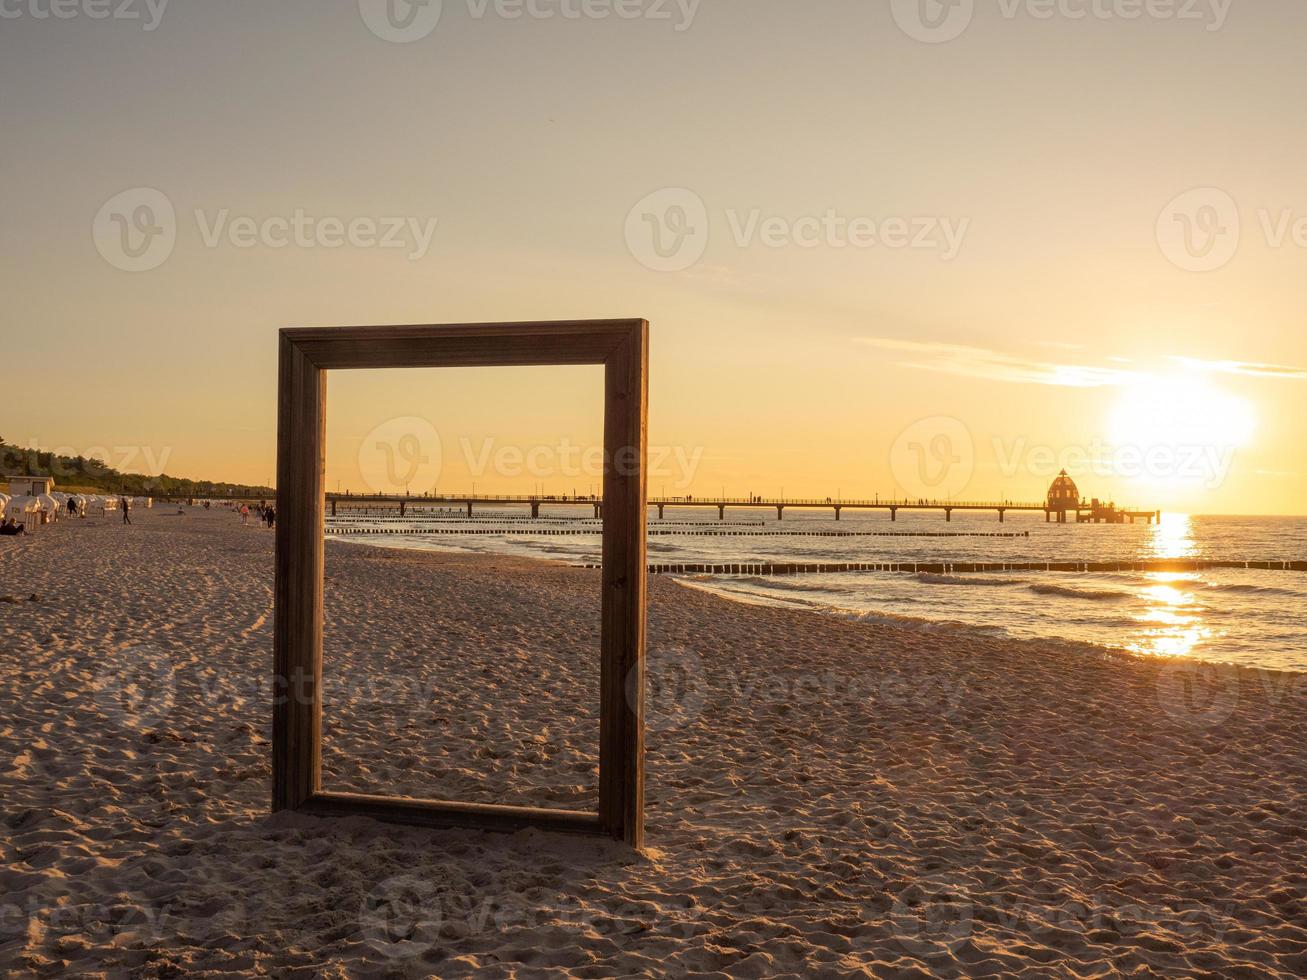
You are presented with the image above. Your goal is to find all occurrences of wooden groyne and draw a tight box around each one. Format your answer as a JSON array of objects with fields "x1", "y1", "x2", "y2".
[
  {"x1": 574, "y1": 559, "x2": 1307, "y2": 576},
  {"x1": 325, "y1": 526, "x2": 1029, "y2": 539}
]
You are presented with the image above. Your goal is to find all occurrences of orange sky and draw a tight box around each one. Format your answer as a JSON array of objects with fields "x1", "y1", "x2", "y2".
[{"x1": 2, "y1": 2, "x2": 1304, "y2": 514}]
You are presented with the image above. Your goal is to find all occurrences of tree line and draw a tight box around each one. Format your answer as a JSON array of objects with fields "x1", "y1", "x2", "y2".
[{"x1": 0, "y1": 438, "x2": 272, "y2": 498}]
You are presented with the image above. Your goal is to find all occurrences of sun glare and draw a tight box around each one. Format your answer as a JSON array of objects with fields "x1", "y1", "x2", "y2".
[
  {"x1": 1105, "y1": 376, "x2": 1255, "y2": 492},
  {"x1": 1108, "y1": 376, "x2": 1256, "y2": 453}
]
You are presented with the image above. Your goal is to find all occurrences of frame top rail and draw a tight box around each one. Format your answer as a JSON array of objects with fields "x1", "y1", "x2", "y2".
[{"x1": 281, "y1": 319, "x2": 645, "y2": 370}]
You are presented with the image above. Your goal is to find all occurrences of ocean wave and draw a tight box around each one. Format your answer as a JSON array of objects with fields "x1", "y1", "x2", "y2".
[
  {"x1": 676, "y1": 577, "x2": 830, "y2": 612},
  {"x1": 1199, "y1": 581, "x2": 1304, "y2": 597},
  {"x1": 914, "y1": 572, "x2": 1024, "y2": 586},
  {"x1": 732, "y1": 576, "x2": 858, "y2": 595},
  {"x1": 1028, "y1": 583, "x2": 1132, "y2": 601},
  {"x1": 833, "y1": 608, "x2": 1011, "y2": 636}
]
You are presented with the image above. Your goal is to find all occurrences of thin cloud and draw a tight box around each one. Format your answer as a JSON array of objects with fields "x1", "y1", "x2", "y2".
[
  {"x1": 856, "y1": 337, "x2": 1139, "y2": 388},
  {"x1": 1170, "y1": 356, "x2": 1307, "y2": 381}
]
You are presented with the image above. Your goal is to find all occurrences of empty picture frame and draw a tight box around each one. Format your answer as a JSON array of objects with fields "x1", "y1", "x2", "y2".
[{"x1": 272, "y1": 319, "x2": 648, "y2": 847}]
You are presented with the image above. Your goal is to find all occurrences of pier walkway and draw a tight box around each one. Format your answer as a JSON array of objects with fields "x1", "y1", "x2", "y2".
[
  {"x1": 163, "y1": 491, "x2": 1161, "y2": 524},
  {"x1": 318, "y1": 493, "x2": 1161, "y2": 524}
]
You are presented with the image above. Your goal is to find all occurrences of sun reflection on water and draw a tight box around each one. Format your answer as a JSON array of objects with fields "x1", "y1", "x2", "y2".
[
  {"x1": 1148, "y1": 512, "x2": 1197, "y2": 560},
  {"x1": 1127, "y1": 567, "x2": 1214, "y2": 659}
]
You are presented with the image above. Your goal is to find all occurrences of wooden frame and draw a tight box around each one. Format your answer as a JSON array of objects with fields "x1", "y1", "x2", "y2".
[{"x1": 273, "y1": 319, "x2": 648, "y2": 846}]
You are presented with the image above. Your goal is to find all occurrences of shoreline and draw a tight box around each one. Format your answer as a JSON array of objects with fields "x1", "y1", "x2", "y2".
[
  {"x1": 336, "y1": 530, "x2": 1307, "y2": 680},
  {"x1": 3, "y1": 509, "x2": 1305, "y2": 976}
]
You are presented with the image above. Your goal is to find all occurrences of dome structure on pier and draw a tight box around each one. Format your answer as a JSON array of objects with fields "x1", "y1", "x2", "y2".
[{"x1": 1046, "y1": 470, "x2": 1080, "y2": 511}]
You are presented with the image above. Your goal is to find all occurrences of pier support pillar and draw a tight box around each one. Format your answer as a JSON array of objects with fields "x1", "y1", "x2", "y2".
[
  {"x1": 331, "y1": 499, "x2": 337, "y2": 517},
  {"x1": 530, "y1": 501, "x2": 540, "y2": 519},
  {"x1": 1045, "y1": 510, "x2": 1051, "y2": 523},
  {"x1": 594, "y1": 503, "x2": 602, "y2": 519},
  {"x1": 466, "y1": 501, "x2": 473, "y2": 518},
  {"x1": 998, "y1": 509, "x2": 1004, "y2": 523},
  {"x1": 945, "y1": 508, "x2": 952, "y2": 523},
  {"x1": 890, "y1": 507, "x2": 897, "y2": 522},
  {"x1": 776, "y1": 505, "x2": 784, "y2": 521},
  {"x1": 657, "y1": 504, "x2": 664, "y2": 519},
  {"x1": 718, "y1": 504, "x2": 725, "y2": 521},
  {"x1": 400, "y1": 500, "x2": 406, "y2": 517},
  {"x1": 834, "y1": 506, "x2": 841, "y2": 521}
]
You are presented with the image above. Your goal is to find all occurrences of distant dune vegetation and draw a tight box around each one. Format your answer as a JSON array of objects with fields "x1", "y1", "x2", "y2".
[{"x1": 0, "y1": 437, "x2": 271, "y2": 499}]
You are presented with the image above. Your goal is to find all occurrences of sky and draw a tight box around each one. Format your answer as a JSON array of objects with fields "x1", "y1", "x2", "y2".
[{"x1": 1, "y1": 0, "x2": 1304, "y2": 514}]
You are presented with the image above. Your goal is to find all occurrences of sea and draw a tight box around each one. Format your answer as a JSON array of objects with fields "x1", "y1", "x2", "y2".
[{"x1": 327, "y1": 508, "x2": 1307, "y2": 673}]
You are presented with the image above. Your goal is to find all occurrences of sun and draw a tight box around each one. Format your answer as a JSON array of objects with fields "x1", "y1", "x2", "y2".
[
  {"x1": 1108, "y1": 376, "x2": 1256, "y2": 451},
  {"x1": 1106, "y1": 375, "x2": 1255, "y2": 490}
]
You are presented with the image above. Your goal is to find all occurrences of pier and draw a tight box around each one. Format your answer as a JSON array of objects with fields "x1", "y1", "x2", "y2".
[
  {"x1": 307, "y1": 492, "x2": 1160, "y2": 524},
  {"x1": 167, "y1": 470, "x2": 1160, "y2": 526}
]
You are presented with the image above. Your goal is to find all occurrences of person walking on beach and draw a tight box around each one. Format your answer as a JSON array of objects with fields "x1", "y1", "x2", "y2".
[
  {"x1": 120, "y1": 497, "x2": 131, "y2": 525},
  {"x1": 240, "y1": 503, "x2": 250, "y2": 525}
]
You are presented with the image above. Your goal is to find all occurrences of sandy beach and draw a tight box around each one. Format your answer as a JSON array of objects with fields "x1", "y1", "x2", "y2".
[{"x1": 1, "y1": 507, "x2": 1305, "y2": 978}]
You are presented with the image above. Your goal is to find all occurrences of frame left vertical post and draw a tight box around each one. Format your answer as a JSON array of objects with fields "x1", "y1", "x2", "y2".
[{"x1": 273, "y1": 331, "x2": 326, "y2": 812}]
